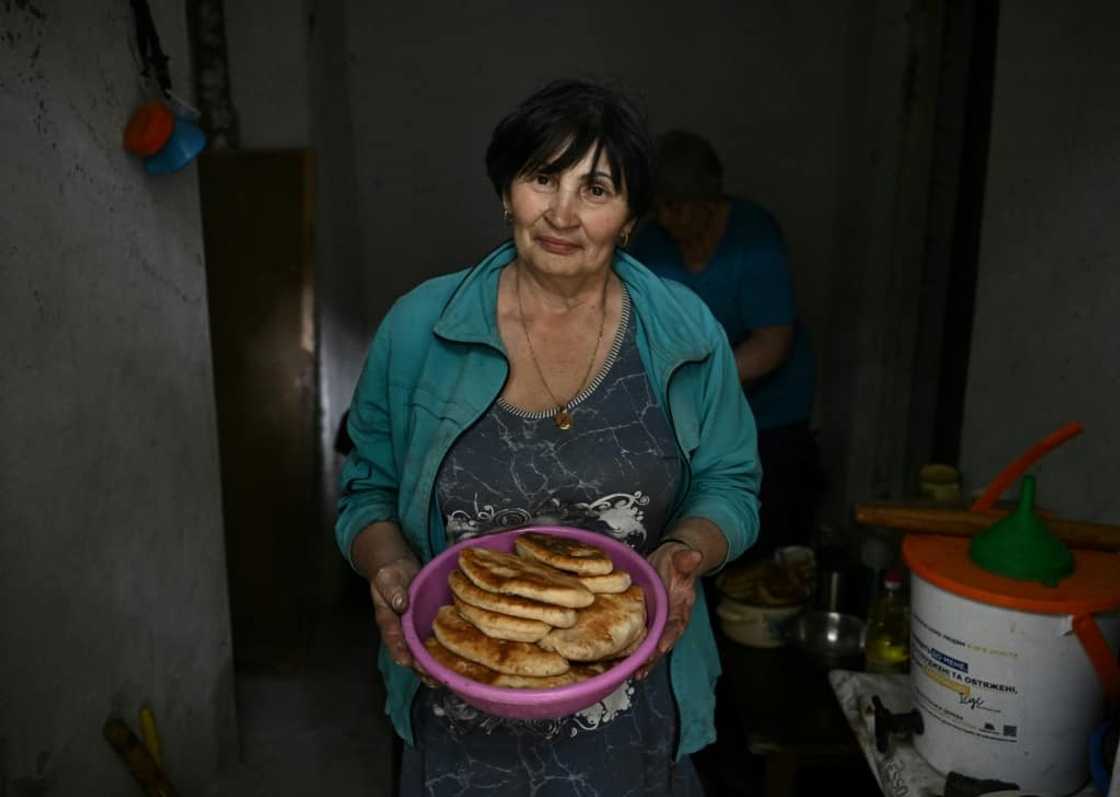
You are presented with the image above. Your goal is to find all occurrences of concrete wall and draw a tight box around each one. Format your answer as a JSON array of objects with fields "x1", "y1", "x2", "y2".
[
  {"x1": 0, "y1": 1, "x2": 237, "y2": 793},
  {"x1": 227, "y1": 0, "x2": 950, "y2": 539},
  {"x1": 224, "y1": 0, "x2": 308, "y2": 148},
  {"x1": 222, "y1": 0, "x2": 971, "y2": 560},
  {"x1": 223, "y1": 0, "x2": 369, "y2": 605},
  {"x1": 811, "y1": 0, "x2": 958, "y2": 519},
  {"x1": 338, "y1": 0, "x2": 847, "y2": 361},
  {"x1": 961, "y1": 1, "x2": 1120, "y2": 523},
  {"x1": 220, "y1": 0, "x2": 857, "y2": 590},
  {"x1": 305, "y1": 0, "x2": 371, "y2": 602}
]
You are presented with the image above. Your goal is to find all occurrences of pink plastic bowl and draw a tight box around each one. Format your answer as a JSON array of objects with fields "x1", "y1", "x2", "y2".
[{"x1": 401, "y1": 525, "x2": 668, "y2": 720}]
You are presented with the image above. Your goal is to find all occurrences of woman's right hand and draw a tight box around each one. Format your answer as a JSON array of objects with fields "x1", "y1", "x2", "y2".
[
  {"x1": 353, "y1": 522, "x2": 437, "y2": 685},
  {"x1": 369, "y1": 555, "x2": 420, "y2": 668},
  {"x1": 368, "y1": 555, "x2": 439, "y2": 687}
]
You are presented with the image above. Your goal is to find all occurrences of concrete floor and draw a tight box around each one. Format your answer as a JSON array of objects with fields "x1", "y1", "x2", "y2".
[{"x1": 205, "y1": 604, "x2": 395, "y2": 797}]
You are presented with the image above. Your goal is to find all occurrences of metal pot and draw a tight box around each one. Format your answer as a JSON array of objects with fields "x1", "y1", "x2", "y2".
[{"x1": 785, "y1": 610, "x2": 866, "y2": 670}]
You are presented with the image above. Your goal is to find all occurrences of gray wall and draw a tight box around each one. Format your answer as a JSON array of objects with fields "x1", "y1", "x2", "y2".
[
  {"x1": 221, "y1": 0, "x2": 859, "y2": 593},
  {"x1": 331, "y1": 0, "x2": 864, "y2": 528},
  {"x1": 0, "y1": 2, "x2": 237, "y2": 793},
  {"x1": 225, "y1": 0, "x2": 370, "y2": 604},
  {"x1": 221, "y1": 0, "x2": 953, "y2": 546},
  {"x1": 305, "y1": 0, "x2": 372, "y2": 601},
  {"x1": 224, "y1": 0, "x2": 308, "y2": 149},
  {"x1": 961, "y1": 1, "x2": 1120, "y2": 523},
  {"x1": 818, "y1": 0, "x2": 961, "y2": 516},
  {"x1": 339, "y1": 0, "x2": 847, "y2": 352}
]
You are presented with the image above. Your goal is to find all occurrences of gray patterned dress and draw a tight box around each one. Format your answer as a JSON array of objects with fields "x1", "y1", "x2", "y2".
[{"x1": 398, "y1": 289, "x2": 705, "y2": 796}]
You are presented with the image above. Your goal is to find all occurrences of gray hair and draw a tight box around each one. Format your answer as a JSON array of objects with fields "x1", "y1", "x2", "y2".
[{"x1": 653, "y1": 130, "x2": 724, "y2": 201}]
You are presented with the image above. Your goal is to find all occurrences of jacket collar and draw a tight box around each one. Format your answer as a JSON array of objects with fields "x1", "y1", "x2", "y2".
[
  {"x1": 612, "y1": 249, "x2": 712, "y2": 367},
  {"x1": 432, "y1": 240, "x2": 713, "y2": 366},
  {"x1": 431, "y1": 241, "x2": 514, "y2": 350}
]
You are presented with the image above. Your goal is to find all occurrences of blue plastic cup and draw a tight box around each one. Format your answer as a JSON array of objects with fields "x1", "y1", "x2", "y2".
[{"x1": 144, "y1": 117, "x2": 207, "y2": 175}]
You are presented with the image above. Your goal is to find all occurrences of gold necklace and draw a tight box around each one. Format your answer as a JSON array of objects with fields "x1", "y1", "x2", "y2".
[{"x1": 515, "y1": 268, "x2": 608, "y2": 431}]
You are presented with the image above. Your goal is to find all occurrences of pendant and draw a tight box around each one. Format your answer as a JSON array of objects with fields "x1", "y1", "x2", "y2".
[{"x1": 554, "y1": 407, "x2": 573, "y2": 431}]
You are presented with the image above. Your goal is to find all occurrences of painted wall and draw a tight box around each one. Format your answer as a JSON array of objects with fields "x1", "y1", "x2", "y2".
[
  {"x1": 0, "y1": 1, "x2": 237, "y2": 793},
  {"x1": 961, "y1": 1, "x2": 1120, "y2": 522}
]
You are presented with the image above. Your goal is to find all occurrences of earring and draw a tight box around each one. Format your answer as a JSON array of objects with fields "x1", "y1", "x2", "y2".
[
  {"x1": 503, "y1": 207, "x2": 513, "y2": 225},
  {"x1": 618, "y1": 229, "x2": 631, "y2": 248}
]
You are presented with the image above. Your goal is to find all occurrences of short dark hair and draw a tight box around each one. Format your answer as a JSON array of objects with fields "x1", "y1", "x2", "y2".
[
  {"x1": 653, "y1": 130, "x2": 724, "y2": 201},
  {"x1": 485, "y1": 80, "x2": 653, "y2": 219}
]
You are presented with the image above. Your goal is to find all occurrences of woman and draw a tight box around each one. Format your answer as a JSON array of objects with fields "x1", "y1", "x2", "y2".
[
  {"x1": 337, "y1": 81, "x2": 761, "y2": 796},
  {"x1": 630, "y1": 130, "x2": 822, "y2": 561}
]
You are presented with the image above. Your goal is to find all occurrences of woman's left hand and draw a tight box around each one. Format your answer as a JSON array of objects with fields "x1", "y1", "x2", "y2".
[{"x1": 636, "y1": 541, "x2": 704, "y2": 679}]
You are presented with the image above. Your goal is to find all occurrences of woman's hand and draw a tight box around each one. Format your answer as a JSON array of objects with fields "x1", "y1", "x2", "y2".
[
  {"x1": 353, "y1": 522, "x2": 437, "y2": 686},
  {"x1": 636, "y1": 540, "x2": 704, "y2": 679},
  {"x1": 368, "y1": 555, "x2": 439, "y2": 687},
  {"x1": 636, "y1": 518, "x2": 727, "y2": 679},
  {"x1": 369, "y1": 555, "x2": 420, "y2": 667}
]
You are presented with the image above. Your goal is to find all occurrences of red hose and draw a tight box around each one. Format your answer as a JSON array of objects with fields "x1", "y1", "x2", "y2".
[{"x1": 970, "y1": 422, "x2": 1084, "y2": 511}]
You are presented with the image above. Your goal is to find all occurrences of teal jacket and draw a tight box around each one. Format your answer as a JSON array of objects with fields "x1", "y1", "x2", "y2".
[{"x1": 337, "y1": 241, "x2": 761, "y2": 759}]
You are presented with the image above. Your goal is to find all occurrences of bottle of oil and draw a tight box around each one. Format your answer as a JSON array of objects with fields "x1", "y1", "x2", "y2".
[{"x1": 864, "y1": 568, "x2": 910, "y2": 674}]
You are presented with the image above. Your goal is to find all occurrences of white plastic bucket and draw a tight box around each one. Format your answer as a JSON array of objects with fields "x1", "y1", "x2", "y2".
[{"x1": 910, "y1": 572, "x2": 1120, "y2": 795}]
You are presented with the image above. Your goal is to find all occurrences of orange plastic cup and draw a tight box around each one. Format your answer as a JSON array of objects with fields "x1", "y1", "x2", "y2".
[{"x1": 124, "y1": 101, "x2": 175, "y2": 156}]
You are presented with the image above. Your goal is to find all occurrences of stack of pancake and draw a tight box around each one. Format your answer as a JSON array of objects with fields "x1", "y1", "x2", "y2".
[{"x1": 424, "y1": 532, "x2": 649, "y2": 689}]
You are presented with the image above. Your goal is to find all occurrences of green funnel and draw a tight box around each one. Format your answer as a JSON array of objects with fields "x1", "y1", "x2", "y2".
[{"x1": 969, "y1": 475, "x2": 1074, "y2": 587}]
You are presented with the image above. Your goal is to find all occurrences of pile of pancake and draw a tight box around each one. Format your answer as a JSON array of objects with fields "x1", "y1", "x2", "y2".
[{"x1": 424, "y1": 532, "x2": 649, "y2": 689}]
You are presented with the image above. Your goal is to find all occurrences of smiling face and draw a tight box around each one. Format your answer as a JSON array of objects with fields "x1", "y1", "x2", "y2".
[{"x1": 505, "y1": 146, "x2": 634, "y2": 282}]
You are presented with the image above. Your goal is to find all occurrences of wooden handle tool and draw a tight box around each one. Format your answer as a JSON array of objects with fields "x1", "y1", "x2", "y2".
[{"x1": 854, "y1": 503, "x2": 1120, "y2": 552}]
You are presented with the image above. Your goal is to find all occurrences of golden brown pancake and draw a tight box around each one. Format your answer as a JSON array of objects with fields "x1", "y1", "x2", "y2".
[
  {"x1": 424, "y1": 636, "x2": 499, "y2": 684},
  {"x1": 514, "y1": 532, "x2": 615, "y2": 575},
  {"x1": 493, "y1": 661, "x2": 612, "y2": 688},
  {"x1": 578, "y1": 570, "x2": 632, "y2": 594},
  {"x1": 425, "y1": 637, "x2": 598, "y2": 689},
  {"x1": 448, "y1": 569, "x2": 578, "y2": 628},
  {"x1": 459, "y1": 547, "x2": 594, "y2": 609},
  {"x1": 452, "y1": 596, "x2": 551, "y2": 643},
  {"x1": 432, "y1": 605, "x2": 570, "y2": 677},
  {"x1": 537, "y1": 585, "x2": 647, "y2": 661},
  {"x1": 613, "y1": 624, "x2": 648, "y2": 658}
]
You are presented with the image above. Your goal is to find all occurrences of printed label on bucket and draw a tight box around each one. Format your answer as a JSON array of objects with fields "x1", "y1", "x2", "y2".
[{"x1": 911, "y1": 612, "x2": 1021, "y2": 743}]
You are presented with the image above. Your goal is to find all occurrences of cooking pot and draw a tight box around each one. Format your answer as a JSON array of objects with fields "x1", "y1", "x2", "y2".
[{"x1": 785, "y1": 610, "x2": 865, "y2": 670}]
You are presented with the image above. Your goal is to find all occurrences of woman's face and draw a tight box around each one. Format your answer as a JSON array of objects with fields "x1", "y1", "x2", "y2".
[{"x1": 505, "y1": 147, "x2": 633, "y2": 281}]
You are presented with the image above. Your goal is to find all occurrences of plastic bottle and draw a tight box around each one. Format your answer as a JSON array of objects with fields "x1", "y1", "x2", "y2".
[{"x1": 864, "y1": 568, "x2": 911, "y2": 674}]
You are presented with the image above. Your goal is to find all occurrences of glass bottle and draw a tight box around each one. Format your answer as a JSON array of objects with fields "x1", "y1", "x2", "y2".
[{"x1": 864, "y1": 568, "x2": 911, "y2": 674}]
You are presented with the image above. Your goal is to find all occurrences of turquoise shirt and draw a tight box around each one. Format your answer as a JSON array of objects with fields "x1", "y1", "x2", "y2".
[
  {"x1": 337, "y1": 241, "x2": 761, "y2": 759},
  {"x1": 630, "y1": 199, "x2": 816, "y2": 430}
]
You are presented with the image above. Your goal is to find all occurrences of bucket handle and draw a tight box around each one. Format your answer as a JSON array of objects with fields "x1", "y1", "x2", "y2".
[{"x1": 1072, "y1": 613, "x2": 1120, "y2": 706}]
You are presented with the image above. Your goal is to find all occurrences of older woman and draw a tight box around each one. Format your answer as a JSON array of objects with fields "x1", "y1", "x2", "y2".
[{"x1": 337, "y1": 80, "x2": 760, "y2": 796}]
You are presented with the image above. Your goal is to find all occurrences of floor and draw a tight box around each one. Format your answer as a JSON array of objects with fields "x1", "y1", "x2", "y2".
[{"x1": 204, "y1": 601, "x2": 395, "y2": 797}]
